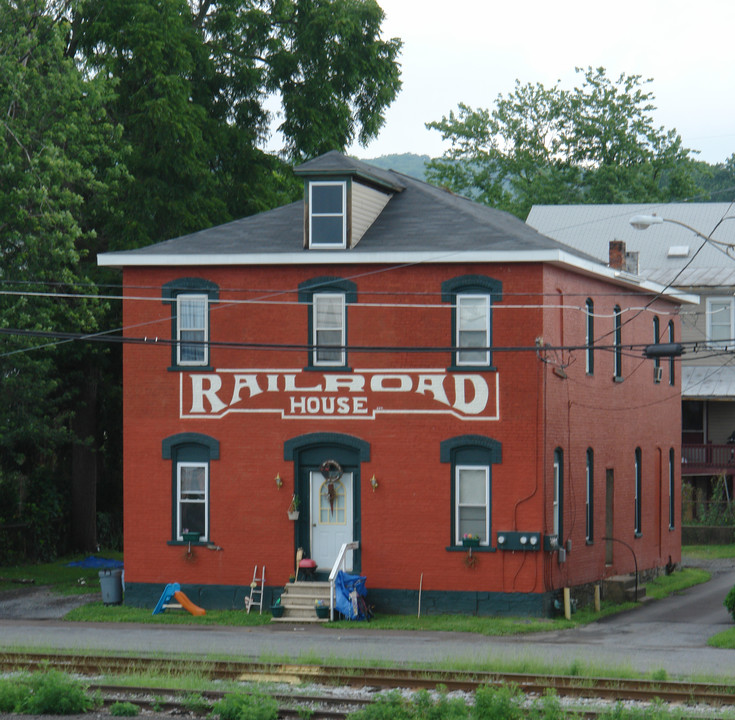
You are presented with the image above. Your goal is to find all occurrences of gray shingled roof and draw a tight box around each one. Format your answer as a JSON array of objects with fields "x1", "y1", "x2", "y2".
[
  {"x1": 100, "y1": 154, "x2": 599, "y2": 261},
  {"x1": 527, "y1": 204, "x2": 735, "y2": 286}
]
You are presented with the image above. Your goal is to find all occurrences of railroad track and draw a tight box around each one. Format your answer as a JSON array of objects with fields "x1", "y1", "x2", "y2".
[{"x1": 2, "y1": 651, "x2": 734, "y2": 714}]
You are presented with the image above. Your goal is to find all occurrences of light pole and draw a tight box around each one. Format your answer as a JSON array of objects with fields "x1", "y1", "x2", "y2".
[{"x1": 629, "y1": 214, "x2": 735, "y2": 254}]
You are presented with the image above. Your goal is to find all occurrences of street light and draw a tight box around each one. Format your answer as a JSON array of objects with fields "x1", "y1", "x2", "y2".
[{"x1": 629, "y1": 214, "x2": 734, "y2": 252}]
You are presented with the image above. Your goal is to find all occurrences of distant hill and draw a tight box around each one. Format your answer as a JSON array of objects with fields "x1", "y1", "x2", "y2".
[{"x1": 361, "y1": 153, "x2": 431, "y2": 181}]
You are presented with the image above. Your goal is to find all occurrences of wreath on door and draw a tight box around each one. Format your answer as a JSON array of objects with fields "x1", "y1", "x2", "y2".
[{"x1": 320, "y1": 459, "x2": 343, "y2": 514}]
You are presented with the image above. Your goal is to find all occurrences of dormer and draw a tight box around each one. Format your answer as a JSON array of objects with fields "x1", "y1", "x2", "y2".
[{"x1": 294, "y1": 151, "x2": 405, "y2": 250}]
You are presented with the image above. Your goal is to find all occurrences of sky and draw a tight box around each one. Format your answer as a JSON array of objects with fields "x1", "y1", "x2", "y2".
[{"x1": 346, "y1": 0, "x2": 735, "y2": 165}]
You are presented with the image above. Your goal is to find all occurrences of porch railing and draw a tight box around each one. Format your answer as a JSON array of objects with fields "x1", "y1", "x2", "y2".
[
  {"x1": 328, "y1": 541, "x2": 359, "y2": 622},
  {"x1": 682, "y1": 444, "x2": 735, "y2": 475}
]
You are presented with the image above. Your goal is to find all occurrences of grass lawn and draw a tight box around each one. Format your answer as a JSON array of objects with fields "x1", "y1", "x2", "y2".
[{"x1": 0, "y1": 547, "x2": 728, "y2": 638}]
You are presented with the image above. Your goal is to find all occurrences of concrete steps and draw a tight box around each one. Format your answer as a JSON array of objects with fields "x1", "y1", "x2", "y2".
[
  {"x1": 271, "y1": 580, "x2": 331, "y2": 623},
  {"x1": 603, "y1": 574, "x2": 648, "y2": 603}
]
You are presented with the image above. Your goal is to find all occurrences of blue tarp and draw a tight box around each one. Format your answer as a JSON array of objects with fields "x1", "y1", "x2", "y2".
[
  {"x1": 66, "y1": 556, "x2": 123, "y2": 569},
  {"x1": 334, "y1": 570, "x2": 367, "y2": 621}
]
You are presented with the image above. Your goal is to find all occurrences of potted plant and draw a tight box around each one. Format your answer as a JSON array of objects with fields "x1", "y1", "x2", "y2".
[
  {"x1": 315, "y1": 599, "x2": 329, "y2": 619},
  {"x1": 288, "y1": 573, "x2": 296, "y2": 583},
  {"x1": 287, "y1": 494, "x2": 300, "y2": 520},
  {"x1": 271, "y1": 598, "x2": 285, "y2": 618},
  {"x1": 462, "y1": 533, "x2": 480, "y2": 548}
]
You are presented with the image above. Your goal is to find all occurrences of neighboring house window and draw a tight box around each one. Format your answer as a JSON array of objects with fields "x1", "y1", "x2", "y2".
[
  {"x1": 553, "y1": 448, "x2": 563, "y2": 541},
  {"x1": 585, "y1": 298, "x2": 594, "y2": 375},
  {"x1": 634, "y1": 447, "x2": 642, "y2": 536},
  {"x1": 707, "y1": 297, "x2": 733, "y2": 348},
  {"x1": 309, "y1": 181, "x2": 347, "y2": 248},
  {"x1": 668, "y1": 321, "x2": 675, "y2": 386},
  {"x1": 162, "y1": 278, "x2": 219, "y2": 370},
  {"x1": 652, "y1": 316, "x2": 661, "y2": 382},
  {"x1": 298, "y1": 277, "x2": 357, "y2": 370},
  {"x1": 613, "y1": 305, "x2": 622, "y2": 379},
  {"x1": 586, "y1": 448, "x2": 594, "y2": 543},
  {"x1": 162, "y1": 433, "x2": 219, "y2": 542},
  {"x1": 669, "y1": 448, "x2": 675, "y2": 530},
  {"x1": 441, "y1": 275, "x2": 503, "y2": 370},
  {"x1": 440, "y1": 435, "x2": 502, "y2": 548}
]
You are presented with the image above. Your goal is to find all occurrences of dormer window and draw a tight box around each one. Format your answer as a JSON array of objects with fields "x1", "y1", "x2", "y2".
[{"x1": 309, "y1": 181, "x2": 347, "y2": 248}]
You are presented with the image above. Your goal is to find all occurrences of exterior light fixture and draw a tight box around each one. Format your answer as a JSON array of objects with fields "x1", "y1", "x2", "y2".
[
  {"x1": 629, "y1": 214, "x2": 664, "y2": 230},
  {"x1": 370, "y1": 475, "x2": 378, "y2": 491},
  {"x1": 275, "y1": 473, "x2": 283, "y2": 489}
]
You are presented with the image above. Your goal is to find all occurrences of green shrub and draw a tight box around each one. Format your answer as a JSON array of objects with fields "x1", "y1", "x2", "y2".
[
  {"x1": 348, "y1": 691, "x2": 412, "y2": 720},
  {"x1": 182, "y1": 692, "x2": 211, "y2": 715},
  {"x1": 110, "y1": 700, "x2": 140, "y2": 716},
  {"x1": 472, "y1": 685, "x2": 525, "y2": 720},
  {"x1": 725, "y1": 585, "x2": 735, "y2": 622},
  {"x1": 211, "y1": 691, "x2": 278, "y2": 720},
  {"x1": 21, "y1": 670, "x2": 96, "y2": 715},
  {"x1": 0, "y1": 677, "x2": 27, "y2": 713}
]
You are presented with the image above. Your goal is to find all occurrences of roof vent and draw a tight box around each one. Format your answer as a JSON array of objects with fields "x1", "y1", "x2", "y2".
[{"x1": 668, "y1": 245, "x2": 690, "y2": 258}]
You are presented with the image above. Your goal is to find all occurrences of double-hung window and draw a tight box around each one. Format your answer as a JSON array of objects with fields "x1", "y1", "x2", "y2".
[
  {"x1": 177, "y1": 295, "x2": 208, "y2": 365},
  {"x1": 553, "y1": 448, "x2": 563, "y2": 541},
  {"x1": 669, "y1": 448, "x2": 675, "y2": 530},
  {"x1": 309, "y1": 181, "x2": 347, "y2": 248},
  {"x1": 586, "y1": 448, "x2": 594, "y2": 543},
  {"x1": 613, "y1": 305, "x2": 623, "y2": 379},
  {"x1": 456, "y1": 466, "x2": 489, "y2": 543},
  {"x1": 162, "y1": 278, "x2": 219, "y2": 370},
  {"x1": 313, "y1": 293, "x2": 345, "y2": 366},
  {"x1": 634, "y1": 447, "x2": 642, "y2": 536},
  {"x1": 162, "y1": 433, "x2": 219, "y2": 543},
  {"x1": 298, "y1": 276, "x2": 357, "y2": 370},
  {"x1": 585, "y1": 298, "x2": 594, "y2": 375},
  {"x1": 457, "y1": 295, "x2": 490, "y2": 365},
  {"x1": 707, "y1": 297, "x2": 733, "y2": 348},
  {"x1": 442, "y1": 275, "x2": 502, "y2": 370},
  {"x1": 440, "y1": 435, "x2": 501, "y2": 549},
  {"x1": 177, "y1": 462, "x2": 208, "y2": 540}
]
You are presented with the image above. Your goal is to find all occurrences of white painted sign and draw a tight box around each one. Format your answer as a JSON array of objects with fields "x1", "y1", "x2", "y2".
[{"x1": 180, "y1": 368, "x2": 500, "y2": 421}]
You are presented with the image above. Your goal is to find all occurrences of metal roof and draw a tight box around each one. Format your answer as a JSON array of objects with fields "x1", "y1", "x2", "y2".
[
  {"x1": 682, "y1": 365, "x2": 735, "y2": 399},
  {"x1": 526, "y1": 204, "x2": 735, "y2": 287}
]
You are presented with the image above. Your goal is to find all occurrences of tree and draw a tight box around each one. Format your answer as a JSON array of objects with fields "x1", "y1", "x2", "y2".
[
  {"x1": 426, "y1": 67, "x2": 702, "y2": 218},
  {"x1": 0, "y1": 0, "x2": 129, "y2": 556},
  {"x1": 69, "y1": 0, "x2": 403, "y2": 245}
]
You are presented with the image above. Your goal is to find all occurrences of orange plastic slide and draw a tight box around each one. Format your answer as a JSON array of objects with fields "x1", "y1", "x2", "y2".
[{"x1": 173, "y1": 590, "x2": 206, "y2": 616}]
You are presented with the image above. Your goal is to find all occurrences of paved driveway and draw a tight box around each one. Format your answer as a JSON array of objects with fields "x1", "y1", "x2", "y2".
[{"x1": 0, "y1": 558, "x2": 733, "y2": 679}]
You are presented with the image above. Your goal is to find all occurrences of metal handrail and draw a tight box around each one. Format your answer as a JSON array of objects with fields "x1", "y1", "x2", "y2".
[{"x1": 328, "y1": 541, "x2": 359, "y2": 621}]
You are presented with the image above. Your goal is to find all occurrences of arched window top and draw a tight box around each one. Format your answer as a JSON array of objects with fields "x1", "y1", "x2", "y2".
[
  {"x1": 162, "y1": 277, "x2": 219, "y2": 303},
  {"x1": 298, "y1": 276, "x2": 357, "y2": 303},
  {"x1": 440, "y1": 435, "x2": 502, "y2": 464},
  {"x1": 284, "y1": 432, "x2": 370, "y2": 462},
  {"x1": 162, "y1": 433, "x2": 220, "y2": 460},
  {"x1": 441, "y1": 274, "x2": 502, "y2": 303}
]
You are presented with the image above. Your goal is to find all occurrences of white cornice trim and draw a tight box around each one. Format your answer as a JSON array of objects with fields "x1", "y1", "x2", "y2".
[{"x1": 97, "y1": 248, "x2": 699, "y2": 304}]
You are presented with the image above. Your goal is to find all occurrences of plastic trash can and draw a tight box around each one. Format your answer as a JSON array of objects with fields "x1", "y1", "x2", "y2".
[{"x1": 98, "y1": 569, "x2": 123, "y2": 605}]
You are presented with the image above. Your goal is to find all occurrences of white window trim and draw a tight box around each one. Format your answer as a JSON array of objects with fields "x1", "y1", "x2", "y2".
[
  {"x1": 455, "y1": 465, "x2": 489, "y2": 545},
  {"x1": 176, "y1": 461, "x2": 208, "y2": 542},
  {"x1": 456, "y1": 294, "x2": 490, "y2": 366},
  {"x1": 176, "y1": 294, "x2": 208, "y2": 366},
  {"x1": 706, "y1": 297, "x2": 734, "y2": 349},
  {"x1": 309, "y1": 181, "x2": 347, "y2": 249},
  {"x1": 313, "y1": 292, "x2": 346, "y2": 366}
]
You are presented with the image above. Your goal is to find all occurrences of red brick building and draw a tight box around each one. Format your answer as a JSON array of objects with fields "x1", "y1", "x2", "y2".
[{"x1": 99, "y1": 152, "x2": 691, "y2": 615}]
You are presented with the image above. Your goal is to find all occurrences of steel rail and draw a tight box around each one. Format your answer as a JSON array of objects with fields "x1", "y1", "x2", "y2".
[{"x1": 1, "y1": 651, "x2": 734, "y2": 708}]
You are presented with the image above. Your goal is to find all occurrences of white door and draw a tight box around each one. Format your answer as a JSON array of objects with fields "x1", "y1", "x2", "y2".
[{"x1": 310, "y1": 471, "x2": 353, "y2": 571}]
